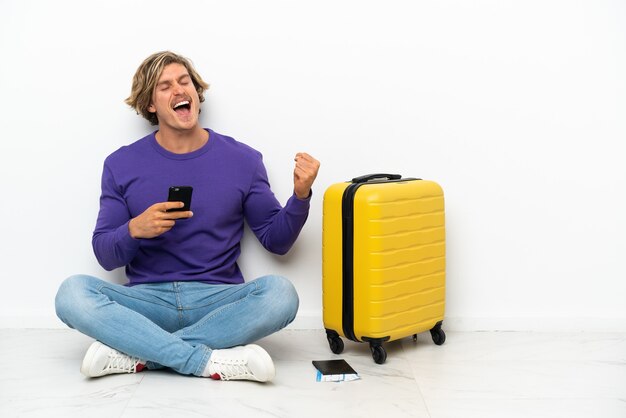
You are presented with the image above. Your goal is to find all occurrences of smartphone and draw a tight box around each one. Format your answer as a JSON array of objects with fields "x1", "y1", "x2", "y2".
[{"x1": 167, "y1": 186, "x2": 193, "y2": 212}]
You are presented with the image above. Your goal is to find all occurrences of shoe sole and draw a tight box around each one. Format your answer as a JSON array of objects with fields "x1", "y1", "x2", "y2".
[
  {"x1": 246, "y1": 344, "x2": 276, "y2": 382},
  {"x1": 80, "y1": 341, "x2": 104, "y2": 377}
]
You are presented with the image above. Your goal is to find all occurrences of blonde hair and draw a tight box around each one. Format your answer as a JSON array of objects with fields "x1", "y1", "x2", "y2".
[{"x1": 125, "y1": 51, "x2": 210, "y2": 125}]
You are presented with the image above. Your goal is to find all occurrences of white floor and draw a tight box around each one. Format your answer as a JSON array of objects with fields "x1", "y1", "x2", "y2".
[{"x1": 1, "y1": 329, "x2": 624, "y2": 418}]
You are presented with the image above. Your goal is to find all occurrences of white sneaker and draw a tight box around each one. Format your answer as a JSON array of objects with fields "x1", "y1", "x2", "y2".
[
  {"x1": 204, "y1": 344, "x2": 275, "y2": 382},
  {"x1": 80, "y1": 341, "x2": 145, "y2": 378}
]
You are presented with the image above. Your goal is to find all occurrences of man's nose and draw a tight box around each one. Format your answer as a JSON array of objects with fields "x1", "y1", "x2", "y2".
[{"x1": 172, "y1": 82, "x2": 185, "y2": 94}]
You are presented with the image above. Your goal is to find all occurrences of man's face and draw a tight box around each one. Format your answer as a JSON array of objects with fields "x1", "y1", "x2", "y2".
[{"x1": 148, "y1": 63, "x2": 201, "y2": 132}]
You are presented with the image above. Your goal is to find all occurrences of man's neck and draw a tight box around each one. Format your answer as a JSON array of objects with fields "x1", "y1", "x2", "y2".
[{"x1": 155, "y1": 126, "x2": 209, "y2": 154}]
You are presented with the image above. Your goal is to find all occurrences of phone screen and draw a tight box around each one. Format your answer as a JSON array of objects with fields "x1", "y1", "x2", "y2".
[{"x1": 167, "y1": 186, "x2": 193, "y2": 212}]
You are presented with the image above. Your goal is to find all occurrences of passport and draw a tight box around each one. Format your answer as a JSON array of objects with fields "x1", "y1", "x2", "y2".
[{"x1": 312, "y1": 359, "x2": 360, "y2": 382}]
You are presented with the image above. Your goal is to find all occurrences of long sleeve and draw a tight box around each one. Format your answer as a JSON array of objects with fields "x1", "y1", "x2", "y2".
[
  {"x1": 91, "y1": 162, "x2": 141, "y2": 270},
  {"x1": 89, "y1": 129, "x2": 307, "y2": 285},
  {"x1": 243, "y1": 158, "x2": 311, "y2": 255}
]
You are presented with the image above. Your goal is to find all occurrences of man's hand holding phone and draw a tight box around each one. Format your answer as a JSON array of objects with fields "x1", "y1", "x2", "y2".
[{"x1": 128, "y1": 201, "x2": 193, "y2": 239}]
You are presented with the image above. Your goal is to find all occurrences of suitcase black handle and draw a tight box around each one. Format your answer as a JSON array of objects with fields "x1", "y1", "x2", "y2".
[{"x1": 352, "y1": 173, "x2": 402, "y2": 183}]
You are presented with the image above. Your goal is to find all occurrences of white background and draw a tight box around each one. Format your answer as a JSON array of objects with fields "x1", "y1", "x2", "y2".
[{"x1": 1, "y1": 0, "x2": 624, "y2": 330}]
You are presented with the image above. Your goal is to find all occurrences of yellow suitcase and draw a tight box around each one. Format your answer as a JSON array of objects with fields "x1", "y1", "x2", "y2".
[{"x1": 322, "y1": 174, "x2": 446, "y2": 364}]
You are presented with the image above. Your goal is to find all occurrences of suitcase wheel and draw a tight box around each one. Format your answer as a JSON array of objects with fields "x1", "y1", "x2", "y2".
[
  {"x1": 370, "y1": 344, "x2": 387, "y2": 364},
  {"x1": 326, "y1": 331, "x2": 344, "y2": 354},
  {"x1": 430, "y1": 322, "x2": 446, "y2": 346}
]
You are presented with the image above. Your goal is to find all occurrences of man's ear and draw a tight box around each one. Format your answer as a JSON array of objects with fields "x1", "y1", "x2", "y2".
[{"x1": 148, "y1": 103, "x2": 156, "y2": 113}]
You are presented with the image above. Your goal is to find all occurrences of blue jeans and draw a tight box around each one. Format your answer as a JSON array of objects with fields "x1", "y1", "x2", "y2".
[{"x1": 55, "y1": 274, "x2": 299, "y2": 376}]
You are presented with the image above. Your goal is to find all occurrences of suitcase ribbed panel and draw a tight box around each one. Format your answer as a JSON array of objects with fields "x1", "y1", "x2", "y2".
[
  {"x1": 353, "y1": 180, "x2": 445, "y2": 341},
  {"x1": 367, "y1": 257, "x2": 445, "y2": 284},
  {"x1": 368, "y1": 303, "x2": 445, "y2": 336},
  {"x1": 369, "y1": 272, "x2": 445, "y2": 300},
  {"x1": 368, "y1": 288, "x2": 445, "y2": 316},
  {"x1": 368, "y1": 226, "x2": 445, "y2": 252}
]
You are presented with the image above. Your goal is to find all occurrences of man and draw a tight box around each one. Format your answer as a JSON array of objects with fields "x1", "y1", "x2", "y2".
[{"x1": 55, "y1": 51, "x2": 320, "y2": 383}]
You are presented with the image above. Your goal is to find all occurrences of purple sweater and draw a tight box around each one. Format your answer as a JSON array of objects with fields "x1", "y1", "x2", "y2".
[{"x1": 92, "y1": 129, "x2": 310, "y2": 285}]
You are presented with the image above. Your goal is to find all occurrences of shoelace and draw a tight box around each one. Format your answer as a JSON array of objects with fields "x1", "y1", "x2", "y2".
[
  {"x1": 211, "y1": 358, "x2": 253, "y2": 380},
  {"x1": 105, "y1": 350, "x2": 141, "y2": 373}
]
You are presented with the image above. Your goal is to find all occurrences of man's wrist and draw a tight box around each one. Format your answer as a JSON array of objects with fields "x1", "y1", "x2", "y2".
[
  {"x1": 128, "y1": 219, "x2": 140, "y2": 239},
  {"x1": 294, "y1": 189, "x2": 312, "y2": 200}
]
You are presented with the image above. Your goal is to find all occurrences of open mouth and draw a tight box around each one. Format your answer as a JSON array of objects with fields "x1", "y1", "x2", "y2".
[{"x1": 173, "y1": 100, "x2": 192, "y2": 117}]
